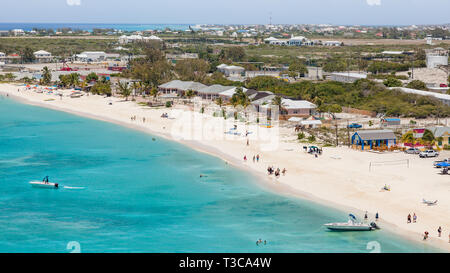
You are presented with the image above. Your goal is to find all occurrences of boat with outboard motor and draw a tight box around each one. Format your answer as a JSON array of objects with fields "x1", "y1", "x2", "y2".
[
  {"x1": 29, "y1": 176, "x2": 59, "y2": 189},
  {"x1": 324, "y1": 214, "x2": 379, "y2": 231}
]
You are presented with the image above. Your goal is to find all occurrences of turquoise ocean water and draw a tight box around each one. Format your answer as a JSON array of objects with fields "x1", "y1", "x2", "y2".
[
  {"x1": 0, "y1": 23, "x2": 190, "y2": 32},
  {"x1": 0, "y1": 97, "x2": 439, "y2": 253}
]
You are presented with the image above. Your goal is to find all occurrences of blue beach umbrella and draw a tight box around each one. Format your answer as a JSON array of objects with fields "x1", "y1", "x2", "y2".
[{"x1": 437, "y1": 162, "x2": 450, "y2": 168}]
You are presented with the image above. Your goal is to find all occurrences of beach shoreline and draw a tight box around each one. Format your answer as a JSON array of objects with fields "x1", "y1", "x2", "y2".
[{"x1": 1, "y1": 83, "x2": 449, "y2": 252}]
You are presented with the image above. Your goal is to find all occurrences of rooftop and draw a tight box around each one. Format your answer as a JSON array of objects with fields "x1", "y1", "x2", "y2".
[{"x1": 355, "y1": 130, "x2": 396, "y2": 140}]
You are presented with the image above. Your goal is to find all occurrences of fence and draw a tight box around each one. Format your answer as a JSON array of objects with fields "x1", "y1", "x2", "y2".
[{"x1": 369, "y1": 159, "x2": 409, "y2": 171}]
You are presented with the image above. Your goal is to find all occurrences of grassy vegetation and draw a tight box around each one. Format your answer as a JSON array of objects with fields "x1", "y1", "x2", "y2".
[{"x1": 0, "y1": 38, "x2": 117, "y2": 57}]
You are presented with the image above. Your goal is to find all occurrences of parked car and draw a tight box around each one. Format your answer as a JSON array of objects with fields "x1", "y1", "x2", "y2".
[
  {"x1": 440, "y1": 83, "x2": 448, "y2": 88},
  {"x1": 405, "y1": 147, "x2": 421, "y2": 154},
  {"x1": 347, "y1": 123, "x2": 362, "y2": 129},
  {"x1": 419, "y1": 150, "x2": 439, "y2": 158}
]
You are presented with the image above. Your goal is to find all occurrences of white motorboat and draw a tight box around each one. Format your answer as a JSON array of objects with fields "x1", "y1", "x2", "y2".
[
  {"x1": 29, "y1": 176, "x2": 59, "y2": 189},
  {"x1": 324, "y1": 214, "x2": 378, "y2": 231}
]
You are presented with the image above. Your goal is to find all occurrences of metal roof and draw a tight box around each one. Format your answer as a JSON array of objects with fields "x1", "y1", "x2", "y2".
[
  {"x1": 354, "y1": 130, "x2": 396, "y2": 141},
  {"x1": 428, "y1": 126, "x2": 450, "y2": 138},
  {"x1": 198, "y1": 84, "x2": 233, "y2": 94},
  {"x1": 158, "y1": 80, "x2": 207, "y2": 91}
]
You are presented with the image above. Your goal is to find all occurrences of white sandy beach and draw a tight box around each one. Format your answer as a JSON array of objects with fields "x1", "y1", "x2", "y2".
[{"x1": 1, "y1": 82, "x2": 450, "y2": 252}]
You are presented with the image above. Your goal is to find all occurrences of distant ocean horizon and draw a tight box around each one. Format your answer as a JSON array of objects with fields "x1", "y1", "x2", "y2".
[{"x1": 0, "y1": 23, "x2": 192, "y2": 32}]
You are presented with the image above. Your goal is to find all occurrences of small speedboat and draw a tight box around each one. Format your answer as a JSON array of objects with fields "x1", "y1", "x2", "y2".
[
  {"x1": 29, "y1": 176, "x2": 59, "y2": 189},
  {"x1": 324, "y1": 214, "x2": 379, "y2": 231}
]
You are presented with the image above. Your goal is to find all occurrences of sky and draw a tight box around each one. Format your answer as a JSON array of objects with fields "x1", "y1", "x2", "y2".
[{"x1": 0, "y1": 0, "x2": 449, "y2": 26}]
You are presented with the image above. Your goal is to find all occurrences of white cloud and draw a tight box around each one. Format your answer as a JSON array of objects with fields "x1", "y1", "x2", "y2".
[
  {"x1": 66, "y1": 0, "x2": 81, "y2": 6},
  {"x1": 366, "y1": 0, "x2": 381, "y2": 6}
]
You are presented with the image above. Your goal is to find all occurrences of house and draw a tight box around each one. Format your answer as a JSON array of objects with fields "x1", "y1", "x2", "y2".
[
  {"x1": 75, "y1": 51, "x2": 108, "y2": 62},
  {"x1": 216, "y1": 64, "x2": 245, "y2": 77},
  {"x1": 428, "y1": 126, "x2": 450, "y2": 147},
  {"x1": 351, "y1": 130, "x2": 397, "y2": 150},
  {"x1": 281, "y1": 99, "x2": 317, "y2": 117},
  {"x1": 11, "y1": 29, "x2": 25, "y2": 36},
  {"x1": 381, "y1": 118, "x2": 401, "y2": 127},
  {"x1": 33, "y1": 50, "x2": 52, "y2": 63},
  {"x1": 252, "y1": 96, "x2": 316, "y2": 117},
  {"x1": 197, "y1": 84, "x2": 233, "y2": 100},
  {"x1": 288, "y1": 36, "x2": 307, "y2": 46},
  {"x1": 218, "y1": 87, "x2": 258, "y2": 101},
  {"x1": 5, "y1": 53, "x2": 21, "y2": 64},
  {"x1": 306, "y1": 66, "x2": 323, "y2": 80},
  {"x1": 323, "y1": 41, "x2": 342, "y2": 47},
  {"x1": 330, "y1": 72, "x2": 367, "y2": 83},
  {"x1": 300, "y1": 120, "x2": 322, "y2": 128},
  {"x1": 158, "y1": 80, "x2": 207, "y2": 97},
  {"x1": 119, "y1": 35, "x2": 162, "y2": 44},
  {"x1": 264, "y1": 37, "x2": 287, "y2": 45}
]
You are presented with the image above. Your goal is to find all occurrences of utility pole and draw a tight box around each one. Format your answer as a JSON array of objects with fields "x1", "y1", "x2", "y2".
[
  {"x1": 347, "y1": 119, "x2": 350, "y2": 147},
  {"x1": 335, "y1": 122, "x2": 339, "y2": 147}
]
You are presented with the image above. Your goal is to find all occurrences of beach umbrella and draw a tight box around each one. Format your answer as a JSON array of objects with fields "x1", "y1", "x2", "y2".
[{"x1": 437, "y1": 162, "x2": 450, "y2": 167}]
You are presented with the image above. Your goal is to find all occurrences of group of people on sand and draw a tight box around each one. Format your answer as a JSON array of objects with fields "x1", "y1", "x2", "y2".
[
  {"x1": 130, "y1": 115, "x2": 147, "y2": 123},
  {"x1": 243, "y1": 154, "x2": 260, "y2": 163},
  {"x1": 161, "y1": 113, "x2": 169, "y2": 118},
  {"x1": 267, "y1": 166, "x2": 286, "y2": 178},
  {"x1": 406, "y1": 213, "x2": 449, "y2": 242},
  {"x1": 423, "y1": 226, "x2": 449, "y2": 242},
  {"x1": 407, "y1": 213, "x2": 417, "y2": 224}
]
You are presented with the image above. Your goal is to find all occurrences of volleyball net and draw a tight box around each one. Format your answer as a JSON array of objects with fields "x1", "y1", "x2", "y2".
[{"x1": 369, "y1": 159, "x2": 409, "y2": 171}]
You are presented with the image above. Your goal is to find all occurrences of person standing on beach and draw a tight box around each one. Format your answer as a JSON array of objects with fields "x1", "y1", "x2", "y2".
[
  {"x1": 438, "y1": 226, "x2": 442, "y2": 237},
  {"x1": 413, "y1": 213, "x2": 417, "y2": 223},
  {"x1": 243, "y1": 155, "x2": 247, "y2": 162},
  {"x1": 375, "y1": 212, "x2": 379, "y2": 221},
  {"x1": 282, "y1": 168, "x2": 286, "y2": 176},
  {"x1": 256, "y1": 154, "x2": 260, "y2": 162},
  {"x1": 407, "y1": 214, "x2": 411, "y2": 223},
  {"x1": 246, "y1": 139, "x2": 249, "y2": 146},
  {"x1": 252, "y1": 156, "x2": 255, "y2": 163}
]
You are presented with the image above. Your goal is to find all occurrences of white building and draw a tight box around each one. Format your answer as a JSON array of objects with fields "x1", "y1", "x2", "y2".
[
  {"x1": 118, "y1": 34, "x2": 162, "y2": 44},
  {"x1": 330, "y1": 72, "x2": 367, "y2": 83},
  {"x1": 426, "y1": 48, "x2": 448, "y2": 69},
  {"x1": 33, "y1": 50, "x2": 52, "y2": 63},
  {"x1": 288, "y1": 36, "x2": 307, "y2": 46},
  {"x1": 389, "y1": 87, "x2": 450, "y2": 106},
  {"x1": 11, "y1": 29, "x2": 25, "y2": 36},
  {"x1": 216, "y1": 64, "x2": 245, "y2": 76},
  {"x1": 74, "y1": 51, "x2": 108, "y2": 62},
  {"x1": 323, "y1": 41, "x2": 342, "y2": 46}
]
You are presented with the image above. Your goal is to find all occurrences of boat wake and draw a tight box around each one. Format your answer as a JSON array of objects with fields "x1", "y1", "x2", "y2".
[{"x1": 63, "y1": 186, "x2": 86, "y2": 190}]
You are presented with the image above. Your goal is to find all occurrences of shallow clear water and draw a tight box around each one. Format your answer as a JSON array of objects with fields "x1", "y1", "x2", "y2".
[{"x1": 0, "y1": 97, "x2": 439, "y2": 253}]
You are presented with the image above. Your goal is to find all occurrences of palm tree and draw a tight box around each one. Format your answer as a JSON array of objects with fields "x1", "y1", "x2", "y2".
[
  {"x1": 215, "y1": 97, "x2": 223, "y2": 108},
  {"x1": 131, "y1": 81, "x2": 141, "y2": 99},
  {"x1": 149, "y1": 87, "x2": 159, "y2": 102},
  {"x1": 185, "y1": 89, "x2": 195, "y2": 103},
  {"x1": 118, "y1": 82, "x2": 132, "y2": 101},
  {"x1": 69, "y1": 73, "x2": 80, "y2": 88},
  {"x1": 401, "y1": 131, "x2": 415, "y2": 145},
  {"x1": 271, "y1": 95, "x2": 286, "y2": 115},
  {"x1": 42, "y1": 66, "x2": 52, "y2": 85}
]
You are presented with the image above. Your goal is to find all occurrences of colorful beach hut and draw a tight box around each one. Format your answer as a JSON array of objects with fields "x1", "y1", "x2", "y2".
[{"x1": 351, "y1": 130, "x2": 396, "y2": 150}]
